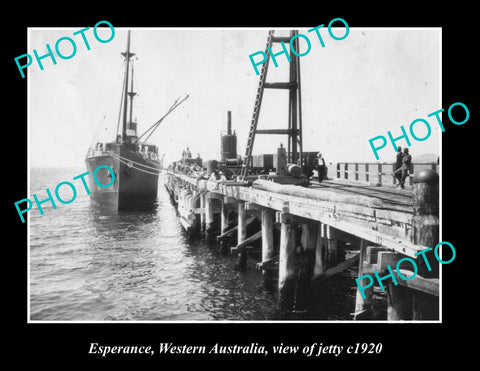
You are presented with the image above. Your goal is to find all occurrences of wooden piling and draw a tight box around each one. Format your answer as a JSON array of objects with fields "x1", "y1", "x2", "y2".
[
  {"x1": 375, "y1": 251, "x2": 413, "y2": 320},
  {"x1": 302, "y1": 222, "x2": 317, "y2": 272},
  {"x1": 238, "y1": 202, "x2": 247, "y2": 245},
  {"x1": 325, "y1": 225, "x2": 338, "y2": 267},
  {"x1": 295, "y1": 222, "x2": 318, "y2": 310},
  {"x1": 237, "y1": 202, "x2": 247, "y2": 269},
  {"x1": 354, "y1": 240, "x2": 375, "y2": 320},
  {"x1": 411, "y1": 169, "x2": 439, "y2": 320},
  {"x1": 314, "y1": 222, "x2": 326, "y2": 275},
  {"x1": 277, "y1": 212, "x2": 296, "y2": 311},
  {"x1": 412, "y1": 169, "x2": 440, "y2": 277},
  {"x1": 221, "y1": 200, "x2": 229, "y2": 234},
  {"x1": 220, "y1": 199, "x2": 229, "y2": 253},
  {"x1": 386, "y1": 169, "x2": 439, "y2": 320},
  {"x1": 200, "y1": 192, "x2": 206, "y2": 233},
  {"x1": 193, "y1": 191, "x2": 201, "y2": 234},
  {"x1": 204, "y1": 193, "x2": 214, "y2": 240},
  {"x1": 261, "y1": 208, "x2": 275, "y2": 286}
]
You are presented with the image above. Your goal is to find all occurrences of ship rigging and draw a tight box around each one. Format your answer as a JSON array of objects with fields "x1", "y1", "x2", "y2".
[{"x1": 85, "y1": 30, "x2": 188, "y2": 210}]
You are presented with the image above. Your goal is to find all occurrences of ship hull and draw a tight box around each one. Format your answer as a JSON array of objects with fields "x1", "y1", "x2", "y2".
[{"x1": 85, "y1": 149, "x2": 160, "y2": 211}]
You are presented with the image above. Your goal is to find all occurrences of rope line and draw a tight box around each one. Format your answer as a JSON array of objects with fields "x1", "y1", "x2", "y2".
[
  {"x1": 112, "y1": 154, "x2": 161, "y2": 176},
  {"x1": 111, "y1": 153, "x2": 161, "y2": 171},
  {"x1": 116, "y1": 65, "x2": 127, "y2": 138}
]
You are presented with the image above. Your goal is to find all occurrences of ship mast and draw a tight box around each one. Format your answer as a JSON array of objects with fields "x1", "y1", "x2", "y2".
[
  {"x1": 128, "y1": 64, "x2": 136, "y2": 125},
  {"x1": 121, "y1": 30, "x2": 135, "y2": 142}
]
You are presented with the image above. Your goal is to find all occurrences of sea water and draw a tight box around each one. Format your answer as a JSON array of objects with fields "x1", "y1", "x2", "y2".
[{"x1": 29, "y1": 167, "x2": 360, "y2": 321}]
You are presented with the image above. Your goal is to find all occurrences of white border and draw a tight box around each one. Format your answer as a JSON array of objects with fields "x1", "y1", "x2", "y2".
[{"x1": 27, "y1": 26, "x2": 443, "y2": 324}]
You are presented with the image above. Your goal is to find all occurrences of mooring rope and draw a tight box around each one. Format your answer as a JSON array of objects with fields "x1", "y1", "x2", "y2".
[
  {"x1": 111, "y1": 154, "x2": 161, "y2": 176},
  {"x1": 111, "y1": 153, "x2": 161, "y2": 172}
]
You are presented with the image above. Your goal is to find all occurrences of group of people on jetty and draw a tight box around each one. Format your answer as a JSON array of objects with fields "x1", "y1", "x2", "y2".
[
  {"x1": 170, "y1": 147, "x2": 413, "y2": 189},
  {"x1": 170, "y1": 147, "x2": 203, "y2": 174},
  {"x1": 169, "y1": 150, "x2": 328, "y2": 182}
]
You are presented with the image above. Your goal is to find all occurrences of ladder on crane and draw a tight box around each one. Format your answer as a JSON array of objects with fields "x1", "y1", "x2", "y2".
[{"x1": 240, "y1": 30, "x2": 304, "y2": 179}]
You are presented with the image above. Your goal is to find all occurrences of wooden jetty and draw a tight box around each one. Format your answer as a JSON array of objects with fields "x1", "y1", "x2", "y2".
[
  {"x1": 164, "y1": 29, "x2": 440, "y2": 321},
  {"x1": 164, "y1": 159, "x2": 440, "y2": 321}
]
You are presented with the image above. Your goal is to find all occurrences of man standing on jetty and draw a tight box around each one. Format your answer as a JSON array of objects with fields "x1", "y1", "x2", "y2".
[
  {"x1": 394, "y1": 146, "x2": 403, "y2": 185},
  {"x1": 399, "y1": 148, "x2": 412, "y2": 189},
  {"x1": 314, "y1": 152, "x2": 327, "y2": 183}
]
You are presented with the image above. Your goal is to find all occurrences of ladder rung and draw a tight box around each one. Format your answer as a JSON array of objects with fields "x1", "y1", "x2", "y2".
[
  {"x1": 264, "y1": 82, "x2": 297, "y2": 89},
  {"x1": 255, "y1": 129, "x2": 292, "y2": 135},
  {"x1": 271, "y1": 36, "x2": 291, "y2": 43}
]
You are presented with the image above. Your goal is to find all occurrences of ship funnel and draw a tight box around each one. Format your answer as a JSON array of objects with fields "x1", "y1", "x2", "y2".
[
  {"x1": 221, "y1": 110, "x2": 237, "y2": 162},
  {"x1": 227, "y1": 111, "x2": 232, "y2": 135}
]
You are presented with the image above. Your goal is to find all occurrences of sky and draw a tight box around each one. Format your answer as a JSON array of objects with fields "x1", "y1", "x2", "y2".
[{"x1": 28, "y1": 26, "x2": 440, "y2": 168}]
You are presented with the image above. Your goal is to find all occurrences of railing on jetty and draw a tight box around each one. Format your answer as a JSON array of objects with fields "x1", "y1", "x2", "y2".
[{"x1": 334, "y1": 162, "x2": 438, "y2": 188}]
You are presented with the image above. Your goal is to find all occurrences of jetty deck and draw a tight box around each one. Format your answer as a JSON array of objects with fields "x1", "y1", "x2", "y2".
[{"x1": 164, "y1": 163, "x2": 440, "y2": 321}]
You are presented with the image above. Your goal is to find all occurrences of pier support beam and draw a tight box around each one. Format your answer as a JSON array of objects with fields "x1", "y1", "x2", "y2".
[
  {"x1": 412, "y1": 169, "x2": 440, "y2": 278},
  {"x1": 193, "y1": 192, "x2": 202, "y2": 235},
  {"x1": 204, "y1": 193, "x2": 214, "y2": 240},
  {"x1": 315, "y1": 223, "x2": 338, "y2": 270},
  {"x1": 261, "y1": 208, "x2": 275, "y2": 286},
  {"x1": 200, "y1": 193, "x2": 206, "y2": 233},
  {"x1": 411, "y1": 169, "x2": 439, "y2": 320},
  {"x1": 354, "y1": 240, "x2": 376, "y2": 320},
  {"x1": 295, "y1": 222, "x2": 318, "y2": 311},
  {"x1": 325, "y1": 225, "x2": 338, "y2": 267},
  {"x1": 220, "y1": 199, "x2": 230, "y2": 254},
  {"x1": 277, "y1": 212, "x2": 297, "y2": 311},
  {"x1": 314, "y1": 222, "x2": 326, "y2": 276},
  {"x1": 375, "y1": 251, "x2": 412, "y2": 320},
  {"x1": 386, "y1": 169, "x2": 439, "y2": 321},
  {"x1": 238, "y1": 202, "x2": 247, "y2": 245},
  {"x1": 237, "y1": 202, "x2": 247, "y2": 269}
]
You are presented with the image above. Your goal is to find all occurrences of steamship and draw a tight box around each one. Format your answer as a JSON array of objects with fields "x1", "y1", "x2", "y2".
[{"x1": 85, "y1": 31, "x2": 162, "y2": 210}]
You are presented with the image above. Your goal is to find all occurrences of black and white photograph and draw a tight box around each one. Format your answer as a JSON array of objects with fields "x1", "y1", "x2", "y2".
[
  {"x1": 26, "y1": 25, "x2": 441, "y2": 322},
  {"x1": 7, "y1": 7, "x2": 475, "y2": 365}
]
